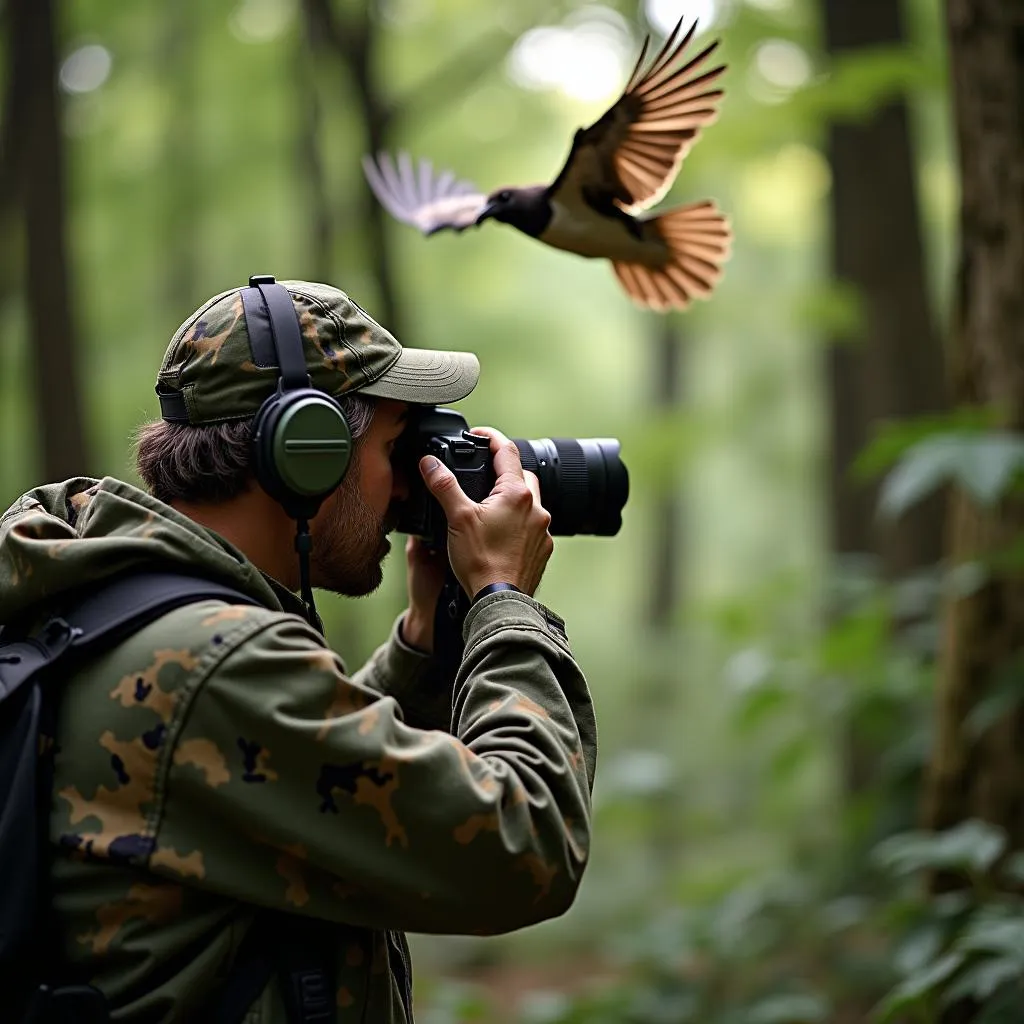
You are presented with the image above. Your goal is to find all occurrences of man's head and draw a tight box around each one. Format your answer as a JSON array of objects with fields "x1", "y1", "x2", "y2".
[{"x1": 135, "y1": 279, "x2": 479, "y2": 595}]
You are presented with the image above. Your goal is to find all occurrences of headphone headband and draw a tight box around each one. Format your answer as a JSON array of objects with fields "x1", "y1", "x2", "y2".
[{"x1": 246, "y1": 275, "x2": 311, "y2": 388}]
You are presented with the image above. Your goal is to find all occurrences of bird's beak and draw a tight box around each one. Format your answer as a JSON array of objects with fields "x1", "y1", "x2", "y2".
[{"x1": 475, "y1": 201, "x2": 498, "y2": 226}]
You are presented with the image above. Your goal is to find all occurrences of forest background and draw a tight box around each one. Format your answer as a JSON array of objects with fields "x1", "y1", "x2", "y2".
[{"x1": 5, "y1": 0, "x2": 1022, "y2": 1021}]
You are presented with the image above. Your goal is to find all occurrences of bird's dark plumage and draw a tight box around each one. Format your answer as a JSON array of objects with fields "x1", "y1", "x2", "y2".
[{"x1": 363, "y1": 16, "x2": 732, "y2": 312}]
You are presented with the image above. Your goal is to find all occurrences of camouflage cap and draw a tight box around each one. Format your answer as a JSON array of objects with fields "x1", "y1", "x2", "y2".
[{"x1": 155, "y1": 279, "x2": 480, "y2": 424}]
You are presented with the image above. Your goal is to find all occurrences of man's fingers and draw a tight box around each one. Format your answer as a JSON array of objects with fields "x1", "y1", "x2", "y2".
[
  {"x1": 469, "y1": 426, "x2": 524, "y2": 481},
  {"x1": 523, "y1": 470, "x2": 542, "y2": 506}
]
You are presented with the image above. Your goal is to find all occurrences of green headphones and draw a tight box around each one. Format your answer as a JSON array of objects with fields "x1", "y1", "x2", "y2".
[{"x1": 245, "y1": 275, "x2": 353, "y2": 522}]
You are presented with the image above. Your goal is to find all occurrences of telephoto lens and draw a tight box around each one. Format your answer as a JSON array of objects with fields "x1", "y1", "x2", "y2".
[{"x1": 513, "y1": 438, "x2": 628, "y2": 536}]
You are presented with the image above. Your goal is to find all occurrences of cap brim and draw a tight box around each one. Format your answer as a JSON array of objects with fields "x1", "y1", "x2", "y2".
[{"x1": 359, "y1": 348, "x2": 479, "y2": 405}]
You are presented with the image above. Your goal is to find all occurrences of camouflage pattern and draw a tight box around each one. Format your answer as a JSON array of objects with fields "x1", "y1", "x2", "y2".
[
  {"x1": 160, "y1": 281, "x2": 397, "y2": 424},
  {"x1": 0, "y1": 477, "x2": 596, "y2": 1022}
]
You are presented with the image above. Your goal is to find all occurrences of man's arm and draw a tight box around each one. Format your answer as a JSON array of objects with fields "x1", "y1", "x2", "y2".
[
  {"x1": 348, "y1": 536, "x2": 456, "y2": 732},
  {"x1": 349, "y1": 611, "x2": 454, "y2": 732},
  {"x1": 152, "y1": 595, "x2": 595, "y2": 935}
]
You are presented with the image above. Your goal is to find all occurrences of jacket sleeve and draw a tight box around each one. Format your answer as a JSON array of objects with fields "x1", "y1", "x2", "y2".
[
  {"x1": 348, "y1": 614, "x2": 455, "y2": 732},
  {"x1": 151, "y1": 591, "x2": 596, "y2": 935}
]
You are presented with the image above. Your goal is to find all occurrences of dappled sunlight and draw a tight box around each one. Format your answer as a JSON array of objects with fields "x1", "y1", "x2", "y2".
[
  {"x1": 646, "y1": 0, "x2": 721, "y2": 35},
  {"x1": 507, "y1": 7, "x2": 633, "y2": 103},
  {"x1": 228, "y1": 0, "x2": 295, "y2": 44},
  {"x1": 59, "y1": 44, "x2": 113, "y2": 95}
]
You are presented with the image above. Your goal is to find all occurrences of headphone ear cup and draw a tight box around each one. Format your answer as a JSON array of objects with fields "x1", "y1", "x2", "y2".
[{"x1": 252, "y1": 390, "x2": 352, "y2": 516}]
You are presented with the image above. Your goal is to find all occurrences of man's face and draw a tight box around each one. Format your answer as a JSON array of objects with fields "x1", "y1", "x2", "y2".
[{"x1": 309, "y1": 398, "x2": 409, "y2": 596}]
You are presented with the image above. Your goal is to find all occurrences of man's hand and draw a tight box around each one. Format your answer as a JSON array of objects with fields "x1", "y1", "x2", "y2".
[
  {"x1": 400, "y1": 536, "x2": 447, "y2": 652},
  {"x1": 419, "y1": 426, "x2": 553, "y2": 599}
]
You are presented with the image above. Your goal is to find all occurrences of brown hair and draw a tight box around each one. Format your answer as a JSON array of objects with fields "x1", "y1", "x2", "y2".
[{"x1": 134, "y1": 393, "x2": 376, "y2": 505}]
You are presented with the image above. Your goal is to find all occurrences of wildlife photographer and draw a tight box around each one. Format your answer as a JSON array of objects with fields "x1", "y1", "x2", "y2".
[{"x1": 0, "y1": 278, "x2": 602, "y2": 1023}]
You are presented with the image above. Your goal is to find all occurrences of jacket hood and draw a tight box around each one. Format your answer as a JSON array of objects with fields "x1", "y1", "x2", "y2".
[{"x1": 0, "y1": 477, "x2": 300, "y2": 624}]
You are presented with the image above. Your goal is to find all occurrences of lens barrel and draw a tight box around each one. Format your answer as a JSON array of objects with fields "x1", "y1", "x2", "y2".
[{"x1": 514, "y1": 438, "x2": 629, "y2": 536}]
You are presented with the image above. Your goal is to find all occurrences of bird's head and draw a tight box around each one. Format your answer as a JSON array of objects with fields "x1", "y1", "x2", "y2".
[
  {"x1": 476, "y1": 186, "x2": 549, "y2": 236},
  {"x1": 476, "y1": 188, "x2": 519, "y2": 226}
]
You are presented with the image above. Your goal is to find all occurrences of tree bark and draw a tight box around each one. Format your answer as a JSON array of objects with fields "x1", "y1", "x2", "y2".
[
  {"x1": 823, "y1": 0, "x2": 948, "y2": 581},
  {"x1": 822, "y1": 0, "x2": 948, "y2": 825},
  {"x1": 17, "y1": 0, "x2": 91, "y2": 481},
  {"x1": 924, "y1": 1, "x2": 1024, "y2": 837},
  {"x1": 299, "y1": 0, "x2": 403, "y2": 334},
  {"x1": 922, "y1": 3, "x2": 1024, "y2": 1018}
]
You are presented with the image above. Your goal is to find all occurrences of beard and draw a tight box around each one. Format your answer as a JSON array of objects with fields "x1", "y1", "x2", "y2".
[{"x1": 309, "y1": 478, "x2": 393, "y2": 597}]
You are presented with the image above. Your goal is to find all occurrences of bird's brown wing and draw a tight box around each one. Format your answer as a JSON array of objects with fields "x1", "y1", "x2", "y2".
[
  {"x1": 362, "y1": 152, "x2": 488, "y2": 234},
  {"x1": 547, "y1": 17, "x2": 726, "y2": 215}
]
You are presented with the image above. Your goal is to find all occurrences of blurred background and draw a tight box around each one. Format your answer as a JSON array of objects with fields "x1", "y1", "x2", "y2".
[{"x1": 1, "y1": 0, "x2": 973, "y2": 1021}]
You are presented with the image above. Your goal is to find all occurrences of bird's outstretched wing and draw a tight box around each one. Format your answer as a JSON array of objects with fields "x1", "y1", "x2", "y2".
[
  {"x1": 362, "y1": 152, "x2": 488, "y2": 235},
  {"x1": 548, "y1": 17, "x2": 726, "y2": 215}
]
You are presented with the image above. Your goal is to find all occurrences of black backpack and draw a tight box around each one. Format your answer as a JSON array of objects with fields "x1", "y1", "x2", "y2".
[{"x1": 0, "y1": 571, "x2": 336, "y2": 1024}]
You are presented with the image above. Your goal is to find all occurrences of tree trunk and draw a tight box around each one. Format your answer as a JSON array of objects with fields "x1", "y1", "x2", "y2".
[
  {"x1": 823, "y1": 0, "x2": 948, "y2": 581},
  {"x1": 296, "y1": 13, "x2": 334, "y2": 284},
  {"x1": 160, "y1": 0, "x2": 200, "y2": 313},
  {"x1": 648, "y1": 320, "x2": 683, "y2": 629},
  {"x1": 299, "y1": 0, "x2": 404, "y2": 335},
  {"x1": 18, "y1": 0, "x2": 91, "y2": 481},
  {"x1": 822, "y1": 0, "x2": 948, "y2": 824},
  {"x1": 923, "y1": 8, "x2": 1024, "y2": 1021},
  {"x1": 924, "y1": 2, "x2": 1024, "y2": 842}
]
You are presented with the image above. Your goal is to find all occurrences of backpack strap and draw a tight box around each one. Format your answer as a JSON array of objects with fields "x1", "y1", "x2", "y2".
[{"x1": 0, "y1": 572, "x2": 263, "y2": 700}]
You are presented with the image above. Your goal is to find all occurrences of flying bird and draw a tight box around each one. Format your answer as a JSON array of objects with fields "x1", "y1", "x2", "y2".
[{"x1": 363, "y1": 16, "x2": 732, "y2": 312}]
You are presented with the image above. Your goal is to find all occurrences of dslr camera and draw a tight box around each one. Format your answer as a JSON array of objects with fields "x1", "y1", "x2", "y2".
[{"x1": 393, "y1": 407, "x2": 629, "y2": 549}]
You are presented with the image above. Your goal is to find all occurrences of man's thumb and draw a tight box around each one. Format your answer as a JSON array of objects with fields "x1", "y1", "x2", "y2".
[{"x1": 419, "y1": 455, "x2": 467, "y2": 514}]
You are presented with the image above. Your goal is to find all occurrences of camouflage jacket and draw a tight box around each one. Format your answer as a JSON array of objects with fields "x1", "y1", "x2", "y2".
[{"x1": 0, "y1": 477, "x2": 597, "y2": 1023}]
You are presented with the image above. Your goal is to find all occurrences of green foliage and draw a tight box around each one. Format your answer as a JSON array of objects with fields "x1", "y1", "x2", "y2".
[
  {"x1": 870, "y1": 827, "x2": 1024, "y2": 1023},
  {"x1": 878, "y1": 433, "x2": 1024, "y2": 518}
]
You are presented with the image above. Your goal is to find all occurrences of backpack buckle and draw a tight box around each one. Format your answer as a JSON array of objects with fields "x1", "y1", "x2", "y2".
[
  {"x1": 35, "y1": 618, "x2": 81, "y2": 658},
  {"x1": 285, "y1": 967, "x2": 333, "y2": 1022}
]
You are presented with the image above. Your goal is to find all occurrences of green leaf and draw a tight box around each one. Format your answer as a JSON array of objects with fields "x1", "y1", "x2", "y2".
[
  {"x1": 744, "y1": 993, "x2": 831, "y2": 1023},
  {"x1": 872, "y1": 820, "x2": 1008, "y2": 876},
  {"x1": 878, "y1": 433, "x2": 1024, "y2": 518},
  {"x1": 1002, "y1": 852, "x2": 1024, "y2": 886},
  {"x1": 957, "y1": 916, "x2": 1024, "y2": 960},
  {"x1": 893, "y1": 925, "x2": 943, "y2": 977},
  {"x1": 855, "y1": 408, "x2": 1000, "y2": 479},
  {"x1": 965, "y1": 654, "x2": 1024, "y2": 739},
  {"x1": 943, "y1": 956, "x2": 1024, "y2": 1004},
  {"x1": 872, "y1": 952, "x2": 967, "y2": 1022}
]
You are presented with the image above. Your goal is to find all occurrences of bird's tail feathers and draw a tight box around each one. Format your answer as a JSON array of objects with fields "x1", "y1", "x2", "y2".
[{"x1": 612, "y1": 200, "x2": 731, "y2": 311}]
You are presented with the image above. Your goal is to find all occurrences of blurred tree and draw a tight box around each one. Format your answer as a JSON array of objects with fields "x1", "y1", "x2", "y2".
[
  {"x1": 648, "y1": 319, "x2": 683, "y2": 626},
  {"x1": 160, "y1": 0, "x2": 200, "y2": 313},
  {"x1": 924, "y1": 0, "x2": 1024, "y2": 873},
  {"x1": 1, "y1": 0, "x2": 90, "y2": 480},
  {"x1": 300, "y1": 0, "x2": 404, "y2": 332},
  {"x1": 823, "y1": 0, "x2": 947, "y2": 581},
  {"x1": 823, "y1": 0, "x2": 948, "y2": 815}
]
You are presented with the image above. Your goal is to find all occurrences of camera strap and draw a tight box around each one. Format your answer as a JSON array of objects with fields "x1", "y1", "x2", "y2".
[{"x1": 432, "y1": 568, "x2": 470, "y2": 678}]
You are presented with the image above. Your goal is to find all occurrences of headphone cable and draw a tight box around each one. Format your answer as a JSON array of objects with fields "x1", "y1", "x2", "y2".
[{"x1": 294, "y1": 519, "x2": 324, "y2": 634}]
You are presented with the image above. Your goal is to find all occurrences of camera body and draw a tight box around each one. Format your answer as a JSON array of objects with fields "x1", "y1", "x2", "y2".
[
  {"x1": 393, "y1": 406, "x2": 629, "y2": 550},
  {"x1": 394, "y1": 407, "x2": 495, "y2": 549}
]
